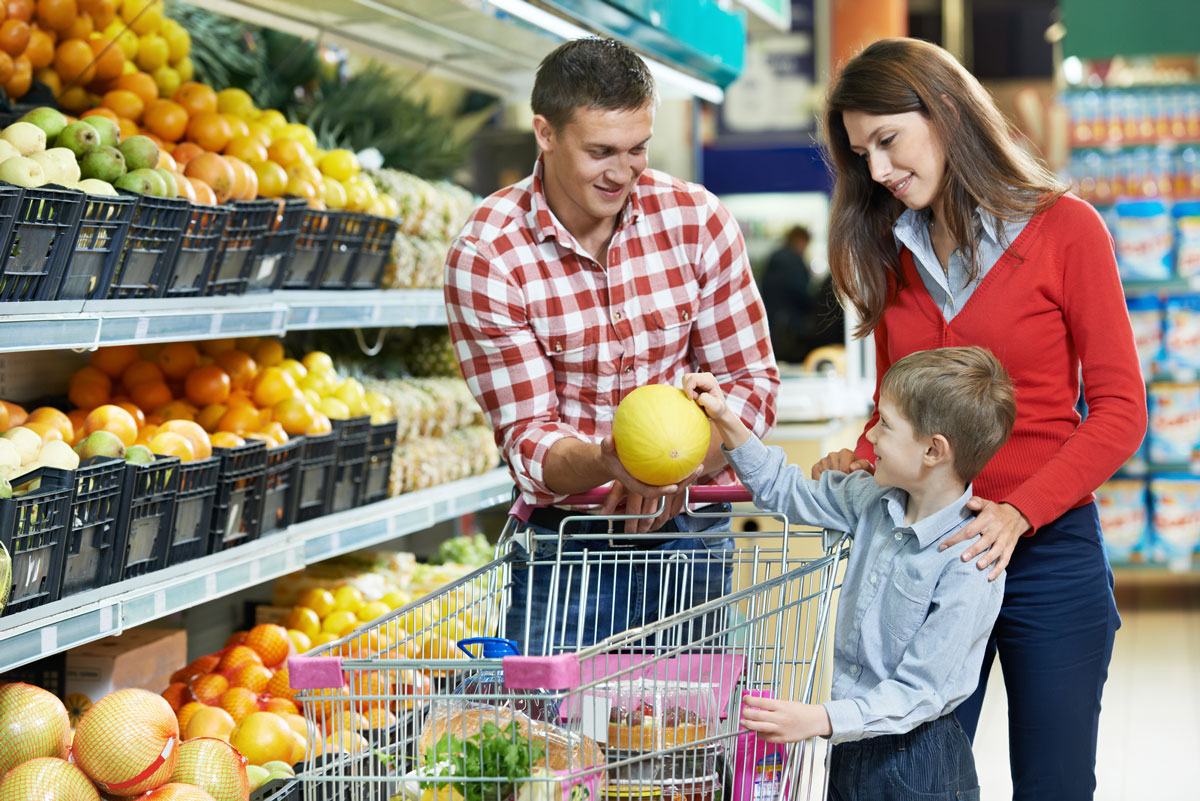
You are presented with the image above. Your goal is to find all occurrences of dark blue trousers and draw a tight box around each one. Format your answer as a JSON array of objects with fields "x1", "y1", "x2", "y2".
[
  {"x1": 954, "y1": 502, "x2": 1120, "y2": 801},
  {"x1": 829, "y1": 714, "x2": 980, "y2": 801}
]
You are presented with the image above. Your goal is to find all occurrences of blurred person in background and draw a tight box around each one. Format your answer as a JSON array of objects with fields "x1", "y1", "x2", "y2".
[
  {"x1": 761, "y1": 224, "x2": 814, "y2": 363},
  {"x1": 811, "y1": 38, "x2": 1145, "y2": 800}
]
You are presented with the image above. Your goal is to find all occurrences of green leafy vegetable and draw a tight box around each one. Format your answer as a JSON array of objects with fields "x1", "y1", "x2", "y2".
[{"x1": 423, "y1": 720, "x2": 546, "y2": 801}]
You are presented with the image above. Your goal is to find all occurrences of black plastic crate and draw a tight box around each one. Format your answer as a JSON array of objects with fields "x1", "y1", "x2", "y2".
[
  {"x1": 163, "y1": 203, "x2": 229, "y2": 298},
  {"x1": 208, "y1": 440, "x2": 268, "y2": 553},
  {"x1": 168, "y1": 455, "x2": 220, "y2": 567},
  {"x1": 259, "y1": 438, "x2": 303, "y2": 537},
  {"x1": 331, "y1": 416, "x2": 371, "y2": 513},
  {"x1": 349, "y1": 215, "x2": 400, "y2": 290},
  {"x1": 0, "y1": 185, "x2": 85, "y2": 301},
  {"x1": 107, "y1": 193, "x2": 190, "y2": 299},
  {"x1": 113, "y1": 455, "x2": 180, "y2": 582},
  {"x1": 280, "y1": 208, "x2": 333, "y2": 289},
  {"x1": 363, "y1": 421, "x2": 397, "y2": 505},
  {"x1": 55, "y1": 193, "x2": 137, "y2": 300},
  {"x1": 295, "y1": 431, "x2": 337, "y2": 523},
  {"x1": 60, "y1": 456, "x2": 126, "y2": 599},
  {"x1": 246, "y1": 197, "x2": 308, "y2": 292},
  {"x1": 208, "y1": 199, "x2": 276, "y2": 296},
  {"x1": 316, "y1": 212, "x2": 368, "y2": 290},
  {"x1": 0, "y1": 466, "x2": 74, "y2": 616},
  {"x1": 0, "y1": 652, "x2": 67, "y2": 697}
]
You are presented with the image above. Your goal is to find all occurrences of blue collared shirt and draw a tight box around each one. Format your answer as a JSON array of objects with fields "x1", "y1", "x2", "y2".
[
  {"x1": 893, "y1": 207, "x2": 1028, "y2": 321},
  {"x1": 724, "y1": 436, "x2": 1004, "y2": 743}
]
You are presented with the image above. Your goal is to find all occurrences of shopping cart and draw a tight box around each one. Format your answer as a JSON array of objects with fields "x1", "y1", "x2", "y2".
[{"x1": 288, "y1": 485, "x2": 849, "y2": 801}]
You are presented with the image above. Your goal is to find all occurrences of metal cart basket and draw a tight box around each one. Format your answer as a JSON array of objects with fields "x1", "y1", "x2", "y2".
[{"x1": 289, "y1": 485, "x2": 848, "y2": 801}]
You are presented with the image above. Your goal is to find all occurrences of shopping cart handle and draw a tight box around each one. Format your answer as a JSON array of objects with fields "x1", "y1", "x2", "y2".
[{"x1": 558, "y1": 484, "x2": 753, "y2": 506}]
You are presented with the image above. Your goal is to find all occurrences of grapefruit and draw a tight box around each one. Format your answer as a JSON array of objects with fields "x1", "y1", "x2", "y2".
[
  {"x1": 72, "y1": 688, "x2": 179, "y2": 796},
  {"x1": 0, "y1": 757, "x2": 100, "y2": 801},
  {"x1": 228, "y1": 712, "x2": 294, "y2": 766},
  {"x1": 0, "y1": 682, "x2": 70, "y2": 776},
  {"x1": 139, "y1": 784, "x2": 217, "y2": 801},
  {"x1": 611, "y1": 385, "x2": 711, "y2": 486}
]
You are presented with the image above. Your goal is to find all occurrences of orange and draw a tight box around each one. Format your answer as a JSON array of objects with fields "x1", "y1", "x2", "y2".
[
  {"x1": 250, "y1": 366, "x2": 297, "y2": 408},
  {"x1": 26, "y1": 407, "x2": 74, "y2": 441},
  {"x1": 224, "y1": 114, "x2": 248, "y2": 140},
  {"x1": 186, "y1": 177, "x2": 216, "y2": 206},
  {"x1": 229, "y1": 712, "x2": 294, "y2": 766},
  {"x1": 0, "y1": 54, "x2": 25, "y2": 98},
  {"x1": 0, "y1": 18, "x2": 29, "y2": 56},
  {"x1": 115, "y1": 401, "x2": 146, "y2": 429},
  {"x1": 143, "y1": 98, "x2": 188, "y2": 142},
  {"x1": 158, "y1": 341, "x2": 198, "y2": 380},
  {"x1": 130, "y1": 380, "x2": 172, "y2": 412},
  {"x1": 58, "y1": 86, "x2": 91, "y2": 114},
  {"x1": 67, "y1": 408, "x2": 88, "y2": 440},
  {"x1": 0, "y1": 52, "x2": 12, "y2": 85},
  {"x1": 195, "y1": 403, "x2": 226, "y2": 433},
  {"x1": 24, "y1": 421, "x2": 63, "y2": 443},
  {"x1": 69, "y1": 365, "x2": 111, "y2": 390},
  {"x1": 271, "y1": 397, "x2": 315, "y2": 436},
  {"x1": 306, "y1": 411, "x2": 332, "y2": 435},
  {"x1": 90, "y1": 344, "x2": 138, "y2": 378},
  {"x1": 148, "y1": 430, "x2": 194, "y2": 461},
  {"x1": 101, "y1": 88, "x2": 143, "y2": 122},
  {"x1": 224, "y1": 134, "x2": 267, "y2": 164},
  {"x1": 23, "y1": 26, "x2": 53, "y2": 69},
  {"x1": 259, "y1": 420, "x2": 288, "y2": 445},
  {"x1": 159, "y1": 419, "x2": 211, "y2": 459},
  {"x1": 218, "y1": 687, "x2": 259, "y2": 722},
  {"x1": 251, "y1": 159, "x2": 287, "y2": 198},
  {"x1": 176, "y1": 701, "x2": 205, "y2": 732},
  {"x1": 171, "y1": 140, "x2": 204, "y2": 166},
  {"x1": 88, "y1": 36, "x2": 124, "y2": 82},
  {"x1": 225, "y1": 155, "x2": 257, "y2": 201},
  {"x1": 61, "y1": 12, "x2": 90, "y2": 40},
  {"x1": 229, "y1": 663, "x2": 272, "y2": 694},
  {"x1": 216, "y1": 405, "x2": 258, "y2": 435},
  {"x1": 244, "y1": 432, "x2": 279, "y2": 449},
  {"x1": 116, "y1": 116, "x2": 138, "y2": 140},
  {"x1": 122, "y1": 358, "x2": 164, "y2": 388},
  {"x1": 2, "y1": 401, "x2": 27, "y2": 427},
  {"x1": 84, "y1": 403, "x2": 139, "y2": 446},
  {"x1": 252, "y1": 339, "x2": 284, "y2": 367},
  {"x1": 160, "y1": 681, "x2": 188, "y2": 712},
  {"x1": 263, "y1": 697, "x2": 299, "y2": 717},
  {"x1": 33, "y1": 67, "x2": 62, "y2": 96},
  {"x1": 266, "y1": 137, "x2": 310, "y2": 168},
  {"x1": 82, "y1": 0, "x2": 113, "y2": 28},
  {"x1": 209, "y1": 431, "x2": 245, "y2": 448},
  {"x1": 185, "y1": 110, "x2": 231, "y2": 153},
  {"x1": 172, "y1": 81, "x2": 216, "y2": 116},
  {"x1": 198, "y1": 338, "x2": 235, "y2": 357},
  {"x1": 214, "y1": 350, "x2": 256, "y2": 389},
  {"x1": 173, "y1": 170, "x2": 196, "y2": 202},
  {"x1": 53, "y1": 37, "x2": 94, "y2": 84},
  {"x1": 81, "y1": 107, "x2": 119, "y2": 126},
  {"x1": 182, "y1": 705, "x2": 235, "y2": 742},
  {"x1": 243, "y1": 623, "x2": 290, "y2": 667},
  {"x1": 113, "y1": 70, "x2": 157, "y2": 107},
  {"x1": 217, "y1": 644, "x2": 262, "y2": 674},
  {"x1": 183, "y1": 364, "x2": 231, "y2": 406},
  {"x1": 184, "y1": 152, "x2": 234, "y2": 203},
  {"x1": 154, "y1": 399, "x2": 197, "y2": 422}
]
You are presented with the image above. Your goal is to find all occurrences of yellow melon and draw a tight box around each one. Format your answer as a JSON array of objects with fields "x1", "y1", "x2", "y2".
[{"x1": 611, "y1": 385, "x2": 711, "y2": 486}]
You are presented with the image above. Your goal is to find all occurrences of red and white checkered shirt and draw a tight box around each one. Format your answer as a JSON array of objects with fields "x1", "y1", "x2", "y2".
[{"x1": 445, "y1": 158, "x2": 779, "y2": 505}]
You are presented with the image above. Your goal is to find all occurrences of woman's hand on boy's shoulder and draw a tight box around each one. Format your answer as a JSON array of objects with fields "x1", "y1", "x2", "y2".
[
  {"x1": 940, "y1": 498, "x2": 1030, "y2": 581},
  {"x1": 811, "y1": 448, "x2": 875, "y2": 479},
  {"x1": 740, "y1": 694, "x2": 832, "y2": 743}
]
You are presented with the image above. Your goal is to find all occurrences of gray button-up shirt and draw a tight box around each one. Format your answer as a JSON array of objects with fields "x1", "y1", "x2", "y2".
[
  {"x1": 724, "y1": 436, "x2": 1004, "y2": 743},
  {"x1": 893, "y1": 207, "x2": 1028, "y2": 321}
]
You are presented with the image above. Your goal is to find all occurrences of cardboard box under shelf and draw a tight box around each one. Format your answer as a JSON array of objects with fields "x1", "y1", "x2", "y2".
[{"x1": 65, "y1": 626, "x2": 187, "y2": 706}]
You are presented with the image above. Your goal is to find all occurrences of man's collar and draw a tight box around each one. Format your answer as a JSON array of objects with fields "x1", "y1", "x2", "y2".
[
  {"x1": 526, "y1": 154, "x2": 643, "y2": 245},
  {"x1": 879, "y1": 483, "x2": 976, "y2": 549}
]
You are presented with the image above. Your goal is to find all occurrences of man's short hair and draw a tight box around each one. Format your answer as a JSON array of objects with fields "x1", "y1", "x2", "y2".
[
  {"x1": 880, "y1": 346, "x2": 1016, "y2": 482},
  {"x1": 532, "y1": 38, "x2": 657, "y2": 129}
]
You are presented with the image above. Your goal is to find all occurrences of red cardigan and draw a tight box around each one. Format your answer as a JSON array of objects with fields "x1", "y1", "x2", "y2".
[{"x1": 853, "y1": 194, "x2": 1148, "y2": 531}]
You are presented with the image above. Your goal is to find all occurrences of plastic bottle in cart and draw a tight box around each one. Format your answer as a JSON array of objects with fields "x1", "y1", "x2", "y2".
[
  {"x1": 454, "y1": 637, "x2": 559, "y2": 722},
  {"x1": 732, "y1": 690, "x2": 788, "y2": 801}
]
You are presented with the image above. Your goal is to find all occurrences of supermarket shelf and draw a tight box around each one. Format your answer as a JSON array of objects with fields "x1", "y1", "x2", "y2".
[
  {"x1": 0, "y1": 290, "x2": 448, "y2": 353},
  {"x1": 1113, "y1": 558, "x2": 1200, "y2": 585},
  {"x1": 0, "y1": 468, "x2": 513, "y2": 673}
]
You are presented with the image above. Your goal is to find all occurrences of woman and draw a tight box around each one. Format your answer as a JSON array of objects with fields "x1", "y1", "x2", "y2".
[{"x1": 812, "y1": 38, "x2": 1145, "y2": 800}]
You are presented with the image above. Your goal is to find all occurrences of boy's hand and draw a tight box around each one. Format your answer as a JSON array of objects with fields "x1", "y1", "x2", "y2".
[
  {"x1": 940, "y1": 498, "x2": 1028, "y2": 581},
  {"x1": 740, "y1": 694, "x2": 832, "y2": 743},
  {"x1": 683, "y1": 372, "x2": 728, "y2": 421}
]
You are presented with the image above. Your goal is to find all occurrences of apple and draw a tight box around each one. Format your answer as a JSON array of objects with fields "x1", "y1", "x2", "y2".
[
  {"x1": 80, "y1": 146, "x2": 126, "y2": 183},
  {"x1": 244, "y1": 765, "x2": 269, "y2": 792},
  {"x1": 84, "y1": 115, "x2": 120, "y2": 148},
  {"x1": 118, "y1": 135, "x2": 159, "y2": 171},
  {"x1": 78, "y1": 178, "x2": 118, "y2": 196},
  {"x1": 56, "y1": 121, "x2": 101, "y2": 158},
  {"x1": 19, "y1": 107, "x2": 70, "y2": 141},
  {"x1": 0, "y1": 121, "x2": 48, "y2": 156},
  {"x1": 0, "y1": 683, "x2": 71, "y2": 777},
  {"x1": 0, "y1": 156, "x2": 48, "y2": 188}
]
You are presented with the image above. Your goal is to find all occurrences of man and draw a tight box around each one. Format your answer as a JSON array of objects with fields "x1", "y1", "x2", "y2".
[
  {"x1": 761, "y1": 225, "x2": 814, "y2": 364},
  {"x1": 444, "y1": 37, "x2": 778, "y2": 655}
]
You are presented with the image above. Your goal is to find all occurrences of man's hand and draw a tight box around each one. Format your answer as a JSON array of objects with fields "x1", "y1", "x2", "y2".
[
  {"x1": 939, "y1": 498, "x2": 1029, "y2": 581},
  {"x1": 740, "y1": 694, "x2": 832, "y2": 743},
  {"x1": 811, "y1": 448, "x2": 874, "y2": 480},
  {"x1": 596, "y1": 437, "x2": 700, "y2": 533}
]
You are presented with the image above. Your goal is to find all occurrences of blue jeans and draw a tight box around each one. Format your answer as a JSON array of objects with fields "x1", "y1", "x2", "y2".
[
  {"x1": 954, "y1": 502, "x2": 1119, "y2": 801},
  {"x1": 829, "y1": 714, "x2": 980, "y2": 801},
  {"x1": 504, "y1": 506, "x2": 734, "y2": 656}
]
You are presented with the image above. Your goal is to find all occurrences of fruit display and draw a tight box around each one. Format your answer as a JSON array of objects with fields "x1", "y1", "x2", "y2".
[{"x1": 373, "y1": 169, "x2": 477, "y2": 290}]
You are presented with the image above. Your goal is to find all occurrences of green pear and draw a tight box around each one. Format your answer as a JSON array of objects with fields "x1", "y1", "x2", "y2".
[
  {"x1": 245, "y1": 765, "x2": 270, "y2": 791},
  {"x1": 83, "y1": 115, "x2": 119, "y2": 148},
  {"x1": 19, "y1": 107, "x2": 69, "y2": 141},
  {"x1": 75, "y1": 430, "x2": 126, "y2": 461},
  {"x1": 114, "y1": 169, "x2": 155, "y2": 195},
  {"x1": 118, "y1": 135, "x2": 159, "y2": 171},
  {"x1": 152, "y1": 167, "x2": 178, "y2": 198},
  {"x1": 260, "y1": 761, "x2": 295, "y2": 778},
  {"x1": 56, "y1": 121, "x2": 101, "y2": 158},
  {"x1": 80, "y1": 146, "x2": 126, "y2": 183},
  {"x1": 130, "y1": 167, "x2": 167, "y2": 197},
  {"x1": 125, "y1": 444, "x2": 154, "y2": 464},
  {"x1": 0, "y1": 476, "x2": 10, "y2": 499}
]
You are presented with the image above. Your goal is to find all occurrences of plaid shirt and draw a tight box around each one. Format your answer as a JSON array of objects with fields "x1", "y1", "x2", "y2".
[{"x1": 445, "y1": 158, "x2": 779, "y2": 505}]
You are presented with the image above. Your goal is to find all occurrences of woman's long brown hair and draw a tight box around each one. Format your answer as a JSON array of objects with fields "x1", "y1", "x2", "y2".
[{"x1": 824, "y1": 38, "x2": 1066, "y2": 337}]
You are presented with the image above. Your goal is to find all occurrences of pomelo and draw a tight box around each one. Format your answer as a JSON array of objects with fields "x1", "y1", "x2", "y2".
[
  {"x1": 73, "y1": 688, "x2": 179, "y2": 796},
  {"x1": 139, "y1": 784, "x2": 217, "y2": 801},
  {"x1": 0, "y1": 682, "x2": 71, "y2": 776},
  {"x1": 0, "y1": 757, "x2": 100, "y2": 801},
  {"x1": 611, "y1": 385, "x2": 711, "y2": 486}
]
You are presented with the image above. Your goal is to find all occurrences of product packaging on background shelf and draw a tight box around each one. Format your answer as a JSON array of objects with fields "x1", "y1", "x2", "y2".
[
  {"x1": 63, "y1": 627, "x2": 186, "y2": 713},
  {"x1": 1148, "y1": 475, "x2": 1200, "y2": 565},
  {"x1": 1164, "y1": 295, "x2": 1200, "y2": 373},
  {"x1": 1127, "y1": 294, "x2": 1164, "y2": 378},
  {"x1": 1096, "y1": 479, "x2": 1151, "y2": 561},
  {"x1": 1174, "y1": 201, "x2": 1200, "y2": 279},
  {"x1": 1114, "y1": 199, "x2": 1175, "y2": 281},
  {"x1": 1148, "y1": 382, "x2": 1200, "y2": 464}
]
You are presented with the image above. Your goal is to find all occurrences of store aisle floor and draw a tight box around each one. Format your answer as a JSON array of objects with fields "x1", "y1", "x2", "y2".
[{"x1": 972, "y1": 599, "x2": 1200, "y2": 801}]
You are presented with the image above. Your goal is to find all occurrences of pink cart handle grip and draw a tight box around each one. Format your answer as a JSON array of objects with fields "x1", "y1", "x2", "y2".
[{"x1": 558, "y1": 484, "x2": 752, "y2": 506}]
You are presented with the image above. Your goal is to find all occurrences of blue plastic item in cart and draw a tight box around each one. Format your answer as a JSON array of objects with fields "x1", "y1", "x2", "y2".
[
  {"x1": 454, "y1": 637, "x2": 559, "y2": 722},
  {"x1": 1127, "y1": 294, "x2": 1164, "y2": 378},
  {"x1": 1114, "y1": 199, "x2": 1173, "y2": 281}
]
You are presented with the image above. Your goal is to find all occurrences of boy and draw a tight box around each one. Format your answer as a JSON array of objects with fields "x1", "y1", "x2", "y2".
[{"x1": 683, "y1": 345, "x2": 1016, "y2": 801}]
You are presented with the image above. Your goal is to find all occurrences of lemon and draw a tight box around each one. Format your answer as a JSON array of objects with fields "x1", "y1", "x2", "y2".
[
  {"x1": 382, "y1": 589, "x2": 411, "y2": 610},
  {"x1": 334, "y1": 378, "x2": 367, "y2": 415},
  {"x1": 279, "y1": 358, "x2": 307, "y2": 382},
  {"x1": 332, "y1": 584, "x2": 364, "y2": 613},
  {"x1": 321, "y1": 610, "x2": 359, "y2": 637},
  {"x1": 284, "y1": 605, "x2": 322, "y2": 639},
  {"x1": 287, "y1": 629, "x2": 312, "y2": 653},
  {"x1": 175, "y1": 56, "x2": 194, "y2": 82},
  {"x1": 162, "y1": 19, "x2": 191, "y2": 62},
  {"x1": 151, "y1": 65, "x2": 181, "y2": 98},
  {"x1": 135, "y1": 34, "x2": 169, "y2": 71},
  {"x1": 217, "y1": 87, "x2": 255, "y2": 118},
  {"x1": 318, "y1": 396, "x2": 351, "y2": 421},
  {"x1": 256, "y1": 108, "x2": 288, "y2": 131},
  {"x1": 298, "y1": 587, "x2": 336, "y2": 618},
  {"x1": 318, "y1": 149, "x2": 360, "y2": 182},
  {"x1": 358, "y1": 601, "x2": 391, "y2": 621},
  {"x1": 322, "y1": 177, "x2": 348, "y2": 210}
]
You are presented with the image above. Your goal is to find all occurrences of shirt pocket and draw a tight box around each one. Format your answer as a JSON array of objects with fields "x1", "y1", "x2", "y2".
[
  {"x1": 883, "y1": 566, "x2": 931, "y2": 641},
  {"x1": 647, "y1": 300, "x2": 699, "y2": 363},
  {"x1": 531, "y1": 323, "x2": 595, "y2": 365}
]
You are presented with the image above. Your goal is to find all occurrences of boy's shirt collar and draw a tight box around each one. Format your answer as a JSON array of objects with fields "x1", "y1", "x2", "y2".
[{"x1": 879, "y1": 484, "x2": 976, "y2": 549}]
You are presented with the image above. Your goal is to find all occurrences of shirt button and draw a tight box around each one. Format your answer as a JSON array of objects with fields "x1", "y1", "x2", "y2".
[
  {"x1": 869, "y1": 573, "x2": 877, "y2": 583},
  {"x1": 894, "y1": 532, "x2": 903, "y2": 541},
  {"x1": 682, "y1": 311, "x2": 690, "y2": 320},
  {"x1": 554, "y1": 342, "x2": 563, "y2": 352},
  {"x1": 848, "y1": 665, "x2": 859, "y2": 675},
  {"x1": 613, "y1": 311, "x2": 622, "y2": 320},
  {"x1": 624, "y1": 366, "x2": 632, "y2": 374}
]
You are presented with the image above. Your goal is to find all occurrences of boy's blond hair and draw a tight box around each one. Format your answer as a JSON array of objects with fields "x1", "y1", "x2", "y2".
[{"x1": 879, "y1": 346, "x2": 1016, "y2": 481}]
